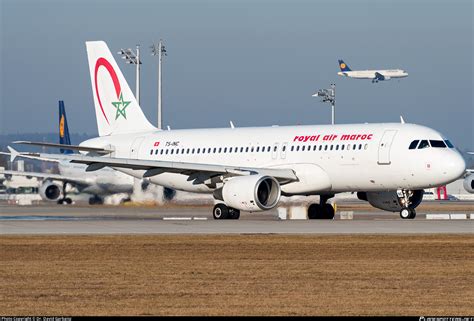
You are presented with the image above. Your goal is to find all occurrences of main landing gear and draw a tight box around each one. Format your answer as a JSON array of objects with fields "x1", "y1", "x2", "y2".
[
  {"x1": 89, "y1": 195, "x2": 104, "y2": 205},
  {"x1": 57, "y1": 182, "x2": 73, "y2": 205},
  {"x1": 308, "y1": 194, "x2": 335, "y2": 219},
  {"x1": 397, "y1": 190, "x2": 416, "y2": 219},
  {"x1": 213, "y1": 203, "x2": 240, "y2": 220}
]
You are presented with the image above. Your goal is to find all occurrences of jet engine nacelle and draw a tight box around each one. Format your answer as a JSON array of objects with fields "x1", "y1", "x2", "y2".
[
  {"x1": 217, "y1": 175, "x2": 281, "y2": 212},
  {"x1": 463, "y1": 174, "x2": 474, "y2": 193},
  {"x1": 357, "y1": 190, "x2": 423, "y2": 212},
  {"x1": 39, "y1": 181, "x2": 62, "y2": 201}
]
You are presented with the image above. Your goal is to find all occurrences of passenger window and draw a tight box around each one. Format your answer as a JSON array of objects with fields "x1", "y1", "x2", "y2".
[
  {"x1": 336, "y1": 145, "x2": 339, "y2": 150},
  {"x1": 218, "y1": 148, "x2": 222, "y2": 153},
  {"x1": 359, "y1": 144, "x2": 362, "y2": 150},
  {"x1": 224, "y1": 147, "x2": 227, "y2": 153},
  {"x1": 319, "y1": 145, "x2": 322, "y2": 151},
  {"x1": 282, "y1": 145, "x2": 286, "y2": 152},
  {"x1": 291, "y1": 146, "x2": 294, "y2": 152},
  {"x1": 313, "y1": 145, "x2": 317, "y2": 151},
  {"x1": 341, "y1": 145, "x2": 345, "y2": 150},
  {"x1": 302, "y1": 146, "x2": 305, "y2": 151},
  {"x1": 267, "y1": 146, "x2": 271, "y2": 152},
  {"x1": 251, "y1": 147, "x2": 254, "y2": 152},
  {"x1": 324, "y1": 145, "x2": 328, "y2": 151},
  {"x1": 197, "y1": 148, "x2": 200, "y2": 153},
  {"x1": 192, "y1": 148, "x2": 195, "y2": 154},
  {"x1": 246, "y1": 147, "x2": 249, "y2": 152},
  {"x1": 240, "y1": 147, "x2": 244, "y2": 153},
  {"x1": 150, "y1": 150, "x2": 153, "y2": 155},
  {"x1": 166, "y1": 150, "x2": 169, "y2": 155},
  {"x1": 330, "y1": 145, "x2": 333, "y2": 151},
  {"x1": 161, "y1": 150, "x2": 164, "y2": 155},
  {"x1": 418, "y1": 140, "x2": 429, "y2": 149},
  {"x1": 176, "y1": 149, "x2": 179, "y2": 154},
  {"x1": 364, "y1": 144, "x2": 368, "y2": 150},
  {"x1": 353, "y1": 145, "x2": 356, "y2": 150},
  {"x1": 296, "y1": 146, "x2": 300, "y2": 151},
  {"x1": 445, "y1": 140, "x2": 454, "y2": 148},
  {"x1": 430, "y1": 140, "x2": 446, "y2": 148},
  {"x1": 408, "y1": 140, "x2": 419, "y2": 150},
  {"x1": 256, "y1": 147, "x2": 259, "y2": 152},
  {"x1": 187, "y1": 149, "x2": 190, "y2": 154}
]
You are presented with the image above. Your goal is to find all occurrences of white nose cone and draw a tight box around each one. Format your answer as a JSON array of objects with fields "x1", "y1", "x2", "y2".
[{"x1": 443, "y1": 152, "x2": 466, "y2": 183}]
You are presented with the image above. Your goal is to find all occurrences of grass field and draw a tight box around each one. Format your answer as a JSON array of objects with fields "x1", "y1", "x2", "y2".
[{"x1": 1, "y1": 234, "x2": 473, "y2": 316}]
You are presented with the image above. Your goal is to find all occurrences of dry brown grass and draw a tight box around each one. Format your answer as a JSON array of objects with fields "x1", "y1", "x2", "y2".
[{"x1": 1, "y1": 234, "x2": 473, "y2": 316}]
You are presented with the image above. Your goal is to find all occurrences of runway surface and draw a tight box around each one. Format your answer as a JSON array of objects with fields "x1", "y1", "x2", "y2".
[{"x1": 0, "y1": 201, "x2": 472, "y2": 235}]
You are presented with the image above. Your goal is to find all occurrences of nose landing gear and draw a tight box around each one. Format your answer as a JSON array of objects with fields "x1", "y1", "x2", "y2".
[{"x1": 397, "y1": 190, "x2": 417, "y2": 219}]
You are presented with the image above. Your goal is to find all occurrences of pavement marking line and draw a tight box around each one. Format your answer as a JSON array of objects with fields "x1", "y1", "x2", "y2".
[
  {"x1": 426, "y1": 214, "x2": 450, "y2": 220},
  {"x1": 163, "y1": 217, "x2": 193, "y2": 221},
  {"x1": 449, "y1": 214, "x2": 467, "y2": 219}
]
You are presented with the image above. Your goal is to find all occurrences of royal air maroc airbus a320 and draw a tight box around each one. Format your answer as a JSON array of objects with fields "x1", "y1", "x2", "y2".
[{"x1": 14, "y1": 41, "x2": 465, "y2": 219}]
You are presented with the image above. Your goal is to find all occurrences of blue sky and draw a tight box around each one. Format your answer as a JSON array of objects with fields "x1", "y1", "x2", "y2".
[{"x1": 1, "y1": 0, "x2": 472, "y2": 150}]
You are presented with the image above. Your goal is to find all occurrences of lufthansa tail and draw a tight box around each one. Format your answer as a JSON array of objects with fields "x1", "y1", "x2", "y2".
[
  {"x1": 338, "y1": 59, "x2": 351, "y2": 72},
  {"x1": 86, "y1": 41, "x2": 156, "y2": 136},
  {"x1": 58, "y1": 100, "x2": 73, "y2": 154}
]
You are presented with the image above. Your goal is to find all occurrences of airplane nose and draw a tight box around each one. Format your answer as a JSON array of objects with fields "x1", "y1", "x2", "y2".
[{"x1": 443, "y1": 152, "x2": 466, "y2": 182}]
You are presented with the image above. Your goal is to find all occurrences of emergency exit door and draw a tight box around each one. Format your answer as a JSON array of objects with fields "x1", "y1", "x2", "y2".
[{"x1": 378, "y1": 130, "x2": 398, "y2": 165}]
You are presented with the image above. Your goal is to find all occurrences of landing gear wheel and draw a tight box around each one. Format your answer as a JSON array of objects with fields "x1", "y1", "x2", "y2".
[
  {"x1": 64, "y1": 198, "x2": 73, "y2": 205},
  {"x1": 308, "y1": 204, "x2": 321, "y2": 219},
  {"x1": 57, "y1": 199, "x2": 64, "y2": 205},
  {"x1": 400, "y1": 207, "x2": 415, "y2": 219},
  {"x1": 213, "y1": 204, "x2": 230, "y2": 220},
  {"x1": 322, "y1": 204, "x2": 335, "y2": 220},
  {"x1": 89, "y1": 196, "x2": 104, "y2": 205},
  {"x1": 307, "y1": 203, "x2": 334, "y2": 219},
  {"x1": 228, "y1": 208, "x2": 240, "y2": 220}
]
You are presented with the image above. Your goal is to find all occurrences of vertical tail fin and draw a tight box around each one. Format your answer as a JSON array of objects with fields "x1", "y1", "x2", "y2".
[
  {"x1": 58, "y1": 100, "x2": 73, "y2": 154},
  {"x1": 338, "y1": 59, "x2": 351, "y2": 72},
  {"x1": 86, "y1": 41, "x2": 155, "y2": 136}
]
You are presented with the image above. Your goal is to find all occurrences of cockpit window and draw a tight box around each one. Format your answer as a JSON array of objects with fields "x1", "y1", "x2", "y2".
[
  {"x1": 418, "y1": 140, "x2": 430, "y2": 149},
  {"x1": 430, "y1": 140, "x2": 446, "y2": 148},
  {"x1": 408, "y1": 140, "x2": 419, "y2": 150},
  {"x1": 444, "y1": 140, "x2": 454, "y2": 148}
]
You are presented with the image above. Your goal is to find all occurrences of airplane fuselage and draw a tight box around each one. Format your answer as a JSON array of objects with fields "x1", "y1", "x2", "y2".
[
  {"x1": 58, "y1": 161, "x2": 134, "y2": 195},
  {"x1": 80, "y1": 123, "x2": 465, "y2": 196}
]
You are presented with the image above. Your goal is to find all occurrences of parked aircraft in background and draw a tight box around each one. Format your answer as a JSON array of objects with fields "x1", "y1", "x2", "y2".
[
  {"x1": 0, "y1": 101, "x2": 134, "y2": 204},
  {"x1": 464, "y1": 152, "x2": 474, "y2": 193},
  {"x1": 337, "y1": 59, "x2": 408, "y2": 83},
  {"x1": 13, "y1": 41, "x2": 465, "y2": 219}
]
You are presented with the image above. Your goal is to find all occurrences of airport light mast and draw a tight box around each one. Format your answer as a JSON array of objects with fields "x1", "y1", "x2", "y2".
[
  {"x1": 151, "y1": 40, "x2": 166, "y2": 129},
  {"x1": 117, "y1": 45, "x2": 142, "y2": 104},
  {"x1": 312, "y1": 83, "x2": 336, "y2": 125}
]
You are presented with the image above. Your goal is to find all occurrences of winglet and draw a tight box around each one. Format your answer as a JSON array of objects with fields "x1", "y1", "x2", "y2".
[
  {"x1": 7, "y1": 146, "x2": 19, "y2": 162},
  {"x1": 400, "y1": 115, "x2": 405, "y2": 124}
]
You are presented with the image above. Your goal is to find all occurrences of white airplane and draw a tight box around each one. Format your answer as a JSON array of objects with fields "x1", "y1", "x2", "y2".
[
  {"x1": 0, "y1": 101, "x2": 135, "y2": 205},
  {"x1": 13, "y1": 41, "x2": 465, "y2": 219},
  {"x1": 337, "y1": 59, "x2": 408, "y2": 83}
]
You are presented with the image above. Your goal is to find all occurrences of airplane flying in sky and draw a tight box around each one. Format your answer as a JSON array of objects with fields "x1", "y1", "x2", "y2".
[
  {"x1": 337, "y1": 59, "x2": 408, "y2": 83},
  {"x1": 12, "y1": 41, "x2": 465, "y2": 219},
  {"x1": 1, "y1": 101, "x2": 135, "y2": 205}
]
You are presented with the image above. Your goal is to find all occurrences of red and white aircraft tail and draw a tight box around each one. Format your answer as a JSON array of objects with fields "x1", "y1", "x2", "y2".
[{"x1": 86, "y1": 41, "x2": 155, "y2": 136}]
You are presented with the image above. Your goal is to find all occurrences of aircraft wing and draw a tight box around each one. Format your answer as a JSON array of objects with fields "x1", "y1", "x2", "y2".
[
  {"x1": 0, "y1": 146, "x2": 60, "y2": 163},
  {"x1": 13, "y1": 141, "x2": 113, "y2": 155},
  {"x1": 15, "y1": 152, "x2": 298, "y2": 184},
  {"x1": 0, "y1": 169, "x2": 91, "y2": 186}
]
